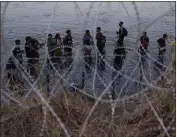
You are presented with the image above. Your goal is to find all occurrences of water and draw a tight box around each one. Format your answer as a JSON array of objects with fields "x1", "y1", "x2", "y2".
[{"x1": 1, "y1": 2, "x2": 176, "y2": 98}]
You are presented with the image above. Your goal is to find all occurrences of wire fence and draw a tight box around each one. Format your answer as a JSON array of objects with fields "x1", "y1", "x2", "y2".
[{"x1": 1, "y1": 2, "x2": 176, "y2": 137}]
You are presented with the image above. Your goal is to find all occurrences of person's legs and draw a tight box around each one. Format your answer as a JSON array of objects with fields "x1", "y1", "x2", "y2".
[{"x1": 88, "y1": 49, "x2": 92, "y2": 65}]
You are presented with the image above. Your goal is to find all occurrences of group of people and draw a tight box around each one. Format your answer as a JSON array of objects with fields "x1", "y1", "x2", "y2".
[
  {"x1": 5, "y1": 21, "x2": 170, "y2": 87},
  {"x1": 139, "y1": 31, "x2": 168, "y2": 65}
]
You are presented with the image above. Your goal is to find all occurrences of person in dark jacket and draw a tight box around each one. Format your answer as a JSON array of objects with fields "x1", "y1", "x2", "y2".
[
  {"x1": 25, "y1": 36, "x2": 40, "y2": 59},
  {"x1": 83, "y1": 30, "x2": 94, "y2": 70},
  {"x1": 116, "y1": 21, "x2": 126, "y2": 60},
  {"x1": 63, "y1": 30, "x2": 73, "y2": 56},
  {"x1": 25, "y1": 36, "x2": 40, "y2": 77},
  {"x1": 117, "y1": 21, "x2": 124, "y2": 46},
  {"x1": 157, "y1": 33, "x2": 168, "y2": 65},
  {"x1": 96, "y1": 27, "x2": 106, "y2": 55},
  {"x1": 96, "y1": 27, "x2": 106, "y2": 70}
]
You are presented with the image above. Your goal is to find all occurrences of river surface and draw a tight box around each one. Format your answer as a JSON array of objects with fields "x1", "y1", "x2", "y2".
[{"x1": 1, "y1": 2, "x2": 176, "y2": 98}]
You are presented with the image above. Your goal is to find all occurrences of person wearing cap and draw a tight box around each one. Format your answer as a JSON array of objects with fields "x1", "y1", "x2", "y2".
[
  {"x1": 63, "y1": 29, "x2": 73, "y2": 56},
  {"x1": 83, "y1": 30, "x2": 94, "y2": 70}
]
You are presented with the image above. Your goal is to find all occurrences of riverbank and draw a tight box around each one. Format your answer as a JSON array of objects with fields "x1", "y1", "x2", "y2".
[{"x1": 1, "y1": 61, "x2": 175, "y2": 137}]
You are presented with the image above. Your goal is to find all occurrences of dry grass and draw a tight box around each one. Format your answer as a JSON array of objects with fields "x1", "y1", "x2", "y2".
[
  {"x1": 1, "y1": 63, "x2": 176, "y2": 137},
  {"x1": 1, "y1": 89, "x2": 176, "y2": 137}
]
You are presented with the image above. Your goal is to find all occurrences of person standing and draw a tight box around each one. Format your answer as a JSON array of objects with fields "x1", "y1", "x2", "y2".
[
  {"x1": 63, "y1": 30, "x2": 73, "y2": 67},
  {"x1": 140, "y1": 32, "x2": 149, "y2": 52},
  {"x1": 25, "y1": 36, "x2": 40, "y2": 78},
  {"x1": 83, "y1": 30, "x2": 94, "y2": 71},
  {"x1": 157, "y1": 34, "x2": 168, "y2": 64},
  {"x1": 63, "y1": 29, "x2": 73, "y2": 56},
  {"x1": 116, "y1": 21, "x2": 128, "y2": 59},
  {"x1": 96, "y1": 27, "x2": 106, "y2": 70},
  {"x1": 96, "y1": 27, "x2": 106, "y2": 56}
]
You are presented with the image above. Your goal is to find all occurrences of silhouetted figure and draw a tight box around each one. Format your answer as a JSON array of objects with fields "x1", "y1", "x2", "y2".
[
  {"x1": 116, "y1": 21, "x2": 127, "y2": 60},
  {"x1": 83, "y1": 30, "x2": 94, "y2": 71},
  {"x1": 63, "y1": 30, "x2": 73, "y2": 56},
  {"x1": 139, "y1": 32, "x2": 149, "y2": 64},
  {"x1": 96, "y1": 27, "x2": 106, "y2": 70},
  {"x1": 156, "y1": 34, "x2": 168, "y2": 70},
  {"x1": 63, "y1": 30, "x2": 73, "y2": 68},
  {"x1": 25, "y1": 36, "x2": 40, "y2": 78}
]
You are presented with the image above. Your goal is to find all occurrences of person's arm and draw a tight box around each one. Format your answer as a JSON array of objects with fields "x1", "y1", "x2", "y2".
[
  {"x1": 63, "y1": 37, "x2": 66, "y2": 45},
  {"x1": 146, "y1": 37, "x2": 149, "y2": 47},
  {"x1": 83, "y1": 36, "x2": 86, "y2": 45}
]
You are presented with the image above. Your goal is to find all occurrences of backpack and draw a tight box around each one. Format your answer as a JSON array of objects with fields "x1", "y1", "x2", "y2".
[{"x1": 123, "y1": 27, "x2": 128, "y2": 36}]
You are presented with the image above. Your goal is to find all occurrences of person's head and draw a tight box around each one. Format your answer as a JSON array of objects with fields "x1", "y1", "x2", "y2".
[
  {"x1": 143, "y1": 32, "x2": 147, "y2": 36},
  {"x1": 15, "y1": 40, "x2": 21, "y2": 45},
  {"x1": 26, "y1": 36, "x2": 31, "y2": 42},
  {"x1": 119, "y1": 21, "x2": 123, "y2": 27},
  {"x1": 66, "y1": 30, "x2": 71, "y2": 35},
  {"x1": 48, "y1": 34, "x2": 52, "y2": 39},
  {"x1": 97, "y1": 27, "x2": 101, "y2": 33},
  {"x1": 163, "y1": 33, "x2": 168, "y2": 39},
  {"x1": 55, "y1": 33, "x2": 60, "y2": 39},
  {"x1": 85, "y1": 30, "x2": 90, "y2": 35}
]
